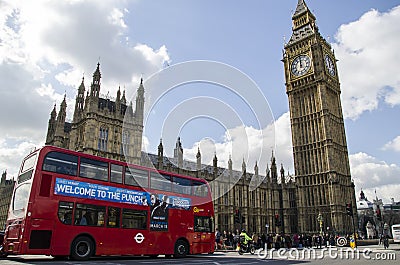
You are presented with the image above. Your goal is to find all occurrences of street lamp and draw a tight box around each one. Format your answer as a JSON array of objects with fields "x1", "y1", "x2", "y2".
[
  {"x1": 317, "y1": 213, "x2": 323, "y2": 235},
  {"x1": 265, "y1": 224, "x2": 269, "y2": 235}
]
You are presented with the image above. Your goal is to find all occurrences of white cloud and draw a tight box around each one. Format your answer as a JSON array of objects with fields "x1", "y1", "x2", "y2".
[
  {"x1": 0, "y1": 0, "x2": 169, "y2": 177},
  {"x1": 383, "y1": 135, "x2": 400, "y2": 152},
  {"x1": 333, "y1": 6, "x2": 400, "y2": 120},
  {"x1": 182, "y1": 112, "x2": 294, "y2": 176},
  {"x1": 0, "y1": 139, "x2": 41, "y2": 179},
  {"x1": 350, "y1": 152, "x2": 400, "y2": 201}
]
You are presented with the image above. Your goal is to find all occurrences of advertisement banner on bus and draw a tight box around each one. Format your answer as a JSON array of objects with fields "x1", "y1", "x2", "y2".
[{"x1": 54, "y1": 178, "x2": 192, "y2": 211}]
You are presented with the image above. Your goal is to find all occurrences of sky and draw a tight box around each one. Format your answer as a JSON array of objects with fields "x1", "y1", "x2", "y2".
[{"x1": 1, "y1": 0, "x2": 400, "y2": 203}]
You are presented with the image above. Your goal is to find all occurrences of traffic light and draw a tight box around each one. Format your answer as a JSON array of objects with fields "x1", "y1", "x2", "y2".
[
  {"x1": 376, "y1": 205, "x2": 382, "y2": 221},
  {"x1": 234, "y1": 210, "x2": 240, "y2": 223},
  {"x1": 241, "y1": 216, "x2": 245, "y2": 224},
  {"x1": 346, "y1": 203, "x2": 353, "y2": 216},
  {"x1": 275, "y1": 214, "x2": 281, "y2": 226}
]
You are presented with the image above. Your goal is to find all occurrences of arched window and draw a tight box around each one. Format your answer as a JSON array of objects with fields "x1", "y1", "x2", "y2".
[
  {"x1": 121, "y1": 131, "x2": 129, "y2": 155},
  {"x1": 98, "y1": 127, "x2": 108, "y2": 152}
]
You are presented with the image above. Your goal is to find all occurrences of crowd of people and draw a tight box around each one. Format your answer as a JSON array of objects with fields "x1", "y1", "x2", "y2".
[{"x1": 215, "y1": 228, "x2": 342, "y2": 250}]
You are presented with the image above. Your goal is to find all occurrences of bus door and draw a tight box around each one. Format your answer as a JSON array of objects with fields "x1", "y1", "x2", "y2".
[{"x1": 193, "y1": 215, "x2": 214, "y2": 253}]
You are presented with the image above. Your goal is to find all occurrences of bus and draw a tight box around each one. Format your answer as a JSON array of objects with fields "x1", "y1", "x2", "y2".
[
  {"x1": 392, "y1": 224, "x2": 400, "y2": 243},
  {"x1": 2, "y1": 146, "x2": 215, "y2": 260}
]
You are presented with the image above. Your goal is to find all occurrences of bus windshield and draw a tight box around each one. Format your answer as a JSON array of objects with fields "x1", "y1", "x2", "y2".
[{"x1": 13, "y1": 183, "x2": 31, "y2": 217}]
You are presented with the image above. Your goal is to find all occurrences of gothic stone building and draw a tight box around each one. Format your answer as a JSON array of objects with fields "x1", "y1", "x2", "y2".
[
  {"x1": 0, "y1": 171, "x2": 15, "y2": 229},
  {"x1": 141, "y1": 138, "x2": 298, "y2": 235},
  {"x1": 282, "y1": 0, "x2": 356, "y2": 233},
  {"x1": 45, "y1": 63, "x2": 144, "y2": 165}
]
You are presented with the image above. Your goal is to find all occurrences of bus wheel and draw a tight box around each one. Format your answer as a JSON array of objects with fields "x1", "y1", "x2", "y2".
[
  {"x1": 174, "y1": 239, "x2": 189, "y2": 258},
  {"x1": 70, "y1": 236, "x2": 94, "y2": 261}
]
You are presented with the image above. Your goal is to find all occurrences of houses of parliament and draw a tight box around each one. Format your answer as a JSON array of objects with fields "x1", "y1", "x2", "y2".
[{"x1": 43, "y1": 0, "x2": 357, "y2": 235}]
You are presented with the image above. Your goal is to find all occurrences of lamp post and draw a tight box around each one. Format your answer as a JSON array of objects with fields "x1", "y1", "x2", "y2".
[
  {"x1": 317, "y1": 213, "x2": 323, "y2": 235},
  {"x1": 265, "y1": 224, "x2": 269, "y2": 235}
]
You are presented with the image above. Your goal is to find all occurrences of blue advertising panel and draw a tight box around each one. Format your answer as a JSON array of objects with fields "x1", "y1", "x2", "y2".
[
  {"x1": 54, "y1": 178, "x2": 192, "y2": 212},
  {"x1": 54, "y1": 178, "x2": 149, "y2": 206}
]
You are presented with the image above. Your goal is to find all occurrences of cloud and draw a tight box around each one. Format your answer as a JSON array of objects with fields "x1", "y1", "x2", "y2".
[
  {"x1": 0, "y1": 139, "x2": 40, "y2": 179},
  {"x1": 350, "y1": 152, "x2": 400, "y2": 201},
  {"x1": 383, "y1": 135, "x2": 400, "y2": 152},
  {"x1": 333, "y1": 6, "x2": 400, "y2": 120},
  {"x1": 182, "y1": 112, "x2": 294, "y2": 176},
  {"x1": 0, "y1": 0, "x2": 169, "y2": 178}
]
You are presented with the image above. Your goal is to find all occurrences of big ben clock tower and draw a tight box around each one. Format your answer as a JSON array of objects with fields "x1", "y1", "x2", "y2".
[{"x1": 283, "y1": 0, "x2": 356, "y2": 233}]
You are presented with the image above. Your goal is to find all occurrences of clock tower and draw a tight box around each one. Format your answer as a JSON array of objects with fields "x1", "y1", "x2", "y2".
[{"x1": 282, "y1": 0, "x2": 356, "y2": 233}]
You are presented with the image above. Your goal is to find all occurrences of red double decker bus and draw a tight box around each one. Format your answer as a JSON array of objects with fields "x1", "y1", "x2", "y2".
[{"x1": 2, "y1": 146, "x2": 215, "y2": 260}]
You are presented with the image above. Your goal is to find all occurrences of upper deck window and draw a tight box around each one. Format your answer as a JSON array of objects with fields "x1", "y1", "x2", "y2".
[
  {"x1": 43, "y1": 151, "x2": 78, "y2": 176},
  {"x1": 21, "y1": 153, "x2": 37, "y2": 173},
  {"x1": 193, "y1": 181, "x2": 209, "y2": 197},
  {"x1": 172, "y1": 177, "x2": 192, "y2": 195},
  {"x1": 125, "y1": 167, "x2": 148, "y2": 188},
  {"x1": 151, "y1": 172, "x2": 172, "y2": 192},
  {"x1": 110, "y1": 164, "x2": 123, "y2": 184},
  {"x1": 79, "y1": 158, "x2": 108, "y2": 182}
]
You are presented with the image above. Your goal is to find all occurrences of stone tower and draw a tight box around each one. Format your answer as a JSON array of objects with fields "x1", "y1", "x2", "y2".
[
  {"x1": 282, "y1": 0, "x2": 356, "y2": 233},
  {"x1": 46, "y1": 63, "x2": 144, "y2": 164}
]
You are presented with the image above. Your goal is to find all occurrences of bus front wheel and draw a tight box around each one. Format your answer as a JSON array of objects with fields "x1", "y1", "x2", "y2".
[
  {"x1": 174, "y1": 239, "x2": 189, "y2": 258},
  {"x1": 70, "y1": 236, "x2": 94, "y2": 261}
]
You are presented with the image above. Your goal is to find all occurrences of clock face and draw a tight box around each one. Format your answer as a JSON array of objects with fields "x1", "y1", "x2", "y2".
[
  {"x1": 291, "y1": 55, "x2": 311, "y2": 76},
  {"x1": 324, "y1": 55, "x2": 336, "y2": 76}
]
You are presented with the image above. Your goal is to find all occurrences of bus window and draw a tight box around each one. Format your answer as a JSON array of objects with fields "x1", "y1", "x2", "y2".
[
  {"x1": 43, "y1": 151, "x2": 78, "y2": 176},
  {"x1": 193, "y1": 181, "x2": 209, "y2": 197},
  {"x1": 122, "y1": 209, "x2": 147, "y2": 230},
  {"x1": 79, "y1": 157, "x2": 108, "y2": 181},
  {"x1": 194, "y1": 216, "x2": 214, "y2": 232},
  {"x1": 110, "y1": 164, "x2": 123, "y2": 184},
  {"x1": 74, "y1": 203, "x2": 106, "y2": 227},
  {"x1": 18, "y1": 169, "x2": 34, "y2": 184},
  {"x1": 125, "y1": 167, "x2": 148, "y2": 188},
  {"x1": 172, "y1": 177, "x2": 192, "y2": 195},
  {"x1": 21, "y1": 153, "x2": 37, "y2": 173},
  {"x1": 58, "y1": 201, "x2": 73, "y2": 225},
  {"x1": 13, "y1": 183, "x2": 31, "y2": 213},
  {"x1": 151, "y1": 172, "x2": 172, "y2": 192},
  {"x1": 107, "y1": 207, "x2": 121, "y2": 228}
]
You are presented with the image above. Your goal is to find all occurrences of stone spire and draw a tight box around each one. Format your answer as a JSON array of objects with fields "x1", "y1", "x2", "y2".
[
  {"x1": 135, "y1": 78, "x2": 145, "y2": 125},
  {"x1": 293, "y1": 0, "x2": 309, "y2": 18},
  {"x1": 196, "y1": 147, "x2": 201, "y2": 171},
  {"x1": 242, "y1": 158, "x2": 246, "y2": 176},
  {"x1": 53, "y1": 95, "x2": 67, "y2": 147},
  {"x1": 116, "y1": 86, "x2": 121, "y2": 113},
  {"x1": 271, "y1": 151, "x2": 277, "y2": 183},
  {"x1": 90, "y1": 62, "x2": 101, "y2": 98},
  {"x1": 45, "y1": 104, "x2": 57, "y2": 144},
  {"x1": 174, "y1": 137, "x2": 183, "y2": 168},
  {"x1": 73, "y1": 76, "x2": 85, "y2": 122},
  {"x1": 280, "y1": 164, "x2": 285, "y2": 184},
  {"x1": 157, "y1": 138, "x2": 163, "y2": 169},
  {"x1": 213, "y1": 152, "x2": 218, "y2": 176}
]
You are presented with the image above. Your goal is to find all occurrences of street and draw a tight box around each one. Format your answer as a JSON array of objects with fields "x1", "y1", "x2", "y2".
[{"x1": 0, "y1": 245, "x2": 398, "y2": 265}]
